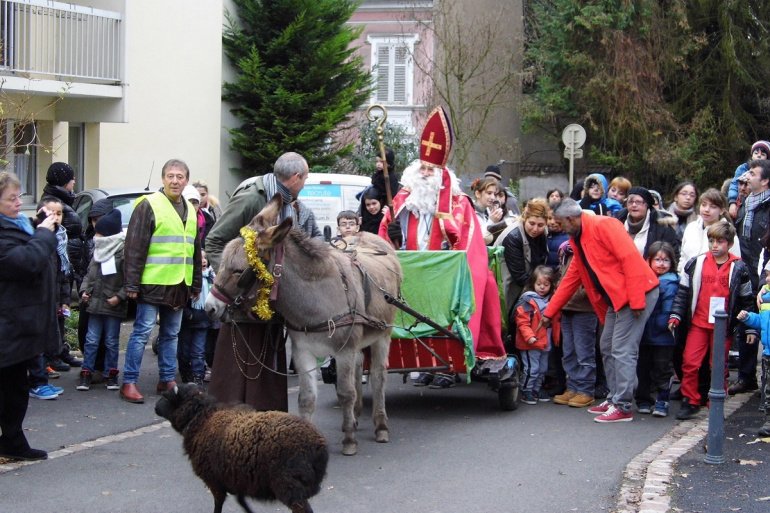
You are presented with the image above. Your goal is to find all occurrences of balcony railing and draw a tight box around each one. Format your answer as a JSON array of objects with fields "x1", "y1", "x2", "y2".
[{"x1": 0, "y1": 0, "x2": 122, "y2": 84}]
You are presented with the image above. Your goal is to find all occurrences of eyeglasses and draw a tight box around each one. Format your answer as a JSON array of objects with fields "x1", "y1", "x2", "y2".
[
  {"x1": 1, "y1": 194, "x2": 22, "y2": 203},
  {"x1": 678, "y1": 191, "x2": 697, "y2": 197},
  {"x1": 627, "y1": 199, "x2": 646, "y2": 206},
  {"x1": 652, "y1": 257, "x2": 671, "y2": 264}
]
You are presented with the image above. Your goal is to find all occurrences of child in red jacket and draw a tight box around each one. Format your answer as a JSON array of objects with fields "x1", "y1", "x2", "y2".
[{"x1": 515, "y1": 265, "x2": 559, "y2": 405}]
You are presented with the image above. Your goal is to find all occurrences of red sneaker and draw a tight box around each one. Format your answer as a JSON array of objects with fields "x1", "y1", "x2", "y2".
[
  {"x1": 587, "y1": 400, "x2": 611, "y2": 415},
  {"x1": 594, "y1": 405, "x2": 633, "y2": 423}
]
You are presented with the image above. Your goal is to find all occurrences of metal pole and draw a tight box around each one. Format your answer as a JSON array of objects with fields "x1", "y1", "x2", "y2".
[
  {"x1": 568, "y1": 145, "x2": 575, "y2": 192},
  {"x1": 705, "y1": 309, "x2": 728, "y2": 464}
]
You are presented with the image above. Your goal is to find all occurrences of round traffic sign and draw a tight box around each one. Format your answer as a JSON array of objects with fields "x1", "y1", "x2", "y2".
[{"x1": 562, "y1": 124, "x2": 586, "y2": 149}]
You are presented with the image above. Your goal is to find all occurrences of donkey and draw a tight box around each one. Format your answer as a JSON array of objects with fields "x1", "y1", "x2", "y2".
[{"x1": 205, "y1": 195, "x2": 402, "y2": 456}]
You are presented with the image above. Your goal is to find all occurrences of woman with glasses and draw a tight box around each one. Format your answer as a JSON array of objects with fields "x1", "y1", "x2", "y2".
[{"x1": 615, "y1": 186, "x2": 680, "y2": 259}]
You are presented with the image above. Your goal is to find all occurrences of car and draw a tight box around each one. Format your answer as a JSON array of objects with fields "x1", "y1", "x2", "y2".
[
  {"x1": 73, "y1": 187, "x2": 152, "y2": 232},
  {"x1": 298, "y1": 173, "x2": 371, "y2": 234}
]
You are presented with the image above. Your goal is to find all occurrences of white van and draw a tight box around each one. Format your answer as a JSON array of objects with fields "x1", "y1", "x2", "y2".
[{"x1": 298, "y1": 173, "x2": 371, "y2": 234}]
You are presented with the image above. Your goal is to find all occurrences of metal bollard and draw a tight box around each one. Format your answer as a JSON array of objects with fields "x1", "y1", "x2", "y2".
[{"x1": 705, "y1": 309, "x2": 728, "y2": 465}]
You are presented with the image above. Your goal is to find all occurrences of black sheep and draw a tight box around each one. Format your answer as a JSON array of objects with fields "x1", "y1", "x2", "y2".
[{"x1": 155, "y1": 384, "x2": 328, "y2": 513}]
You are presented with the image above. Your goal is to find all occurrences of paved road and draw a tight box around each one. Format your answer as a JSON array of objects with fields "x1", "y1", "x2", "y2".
[{"x1": 0, "y1": 343, "x2": 683, "y2": 513}]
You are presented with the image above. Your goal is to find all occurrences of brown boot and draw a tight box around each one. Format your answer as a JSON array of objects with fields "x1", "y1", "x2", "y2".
[
  {"x1": 156, "y1": 380, "x2": 177, "y2": 394},
  {"x1": 119, "y1": 383, "x2": 144, "y2": 404}
]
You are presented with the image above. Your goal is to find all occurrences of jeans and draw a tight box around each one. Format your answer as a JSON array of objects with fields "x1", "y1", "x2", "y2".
[
  {"x1": 521, "y1": 348, "x2": 550, "y2": 393},
  {"x1": 599, "y1": 288, "x2": 658, "y2": 412},
  {"x1": 123, "y1": 302, "x2": 183, "y2": 384},
  {"x1": 560, "y1": 310, "x2": 598, "y2": 395},
  {"x1": 83, "y1": 314, "x2": 122, "y2": 373},
  {"x1": 178, "y1": 326, "x2": 207, "y2": 378}
]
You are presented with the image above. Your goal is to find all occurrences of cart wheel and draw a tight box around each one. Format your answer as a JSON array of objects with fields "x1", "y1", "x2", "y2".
[{"x1": 498, "y1": 383, "x2": 519, "y2": 411}]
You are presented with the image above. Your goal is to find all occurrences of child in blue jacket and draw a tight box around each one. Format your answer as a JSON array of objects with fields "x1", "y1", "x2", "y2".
[
  {"x1": 636, "y1": 242, "x2": 679, "y2": 417},
  {"x1": 737, "y1": 284, "x2": 770, "y2": 436}
]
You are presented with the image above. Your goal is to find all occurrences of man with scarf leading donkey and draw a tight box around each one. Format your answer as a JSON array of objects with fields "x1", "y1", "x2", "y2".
[
  {"x1": 732, "y1": 159, "x2": 770, "y2": 396},
  {"x1": 205, "y1": 152, "x2": 321, "y2": 411}
]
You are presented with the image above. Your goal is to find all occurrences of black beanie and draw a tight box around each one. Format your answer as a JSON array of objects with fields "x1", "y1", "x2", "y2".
[
  {"x1": 46, "y1": 162, "x2": 75, "y2": 187},
  {"x1": 627, "y1": 186, "x2": 654, "y2": 210},
  {"x1": 88, "y1": 198, "x2": 114, "y2": 220},
  {"x1": 484, "y1": 164, "x2": 502, "y2": 181},
  {"x1": 94, "y1": 209, "x2": 122, "y2": 236}
]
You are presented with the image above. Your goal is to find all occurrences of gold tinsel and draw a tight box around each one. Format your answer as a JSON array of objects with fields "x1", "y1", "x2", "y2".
[{"x1": 240, "y1": 226, "x2": 274, "y2": 321}]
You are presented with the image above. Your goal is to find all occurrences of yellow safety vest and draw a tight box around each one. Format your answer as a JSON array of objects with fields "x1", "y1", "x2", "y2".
[{"x1": 137, "y1": 192, "x2": 196, "y2": 286}]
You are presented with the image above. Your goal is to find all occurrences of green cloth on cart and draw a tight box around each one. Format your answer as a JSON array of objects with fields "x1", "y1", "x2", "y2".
[{"x1": 392, "y1": 250, "x2": 476, "y2": 372}]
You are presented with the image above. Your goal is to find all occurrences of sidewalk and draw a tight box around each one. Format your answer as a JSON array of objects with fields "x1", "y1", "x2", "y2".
[{"x1": 669, "y1": 392, "x2": 770, "y2": 512}]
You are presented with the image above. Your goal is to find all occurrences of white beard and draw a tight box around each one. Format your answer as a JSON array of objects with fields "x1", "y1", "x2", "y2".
[{"x1": 404, "y1": 172, "x2": 441, "y2": 215}]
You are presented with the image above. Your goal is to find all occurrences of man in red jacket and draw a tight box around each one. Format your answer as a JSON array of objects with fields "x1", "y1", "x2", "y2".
[{"x1": 540, "y1": 198, "x2": 660, "y2": 423}]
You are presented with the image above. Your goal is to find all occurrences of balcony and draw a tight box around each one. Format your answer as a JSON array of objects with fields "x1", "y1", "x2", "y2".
[{"x1": 0, "y1": 0, "x2": 123, "y2": 98}]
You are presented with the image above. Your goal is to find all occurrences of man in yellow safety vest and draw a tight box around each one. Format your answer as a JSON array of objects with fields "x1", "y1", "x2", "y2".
[{"x1": 119, "y1": 159, "x2": 202, "y2": 404}]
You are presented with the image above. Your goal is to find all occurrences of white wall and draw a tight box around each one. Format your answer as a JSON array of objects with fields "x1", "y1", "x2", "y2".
[{"x1": 96, "y1": 1, "x2": 223, "y2": 196}]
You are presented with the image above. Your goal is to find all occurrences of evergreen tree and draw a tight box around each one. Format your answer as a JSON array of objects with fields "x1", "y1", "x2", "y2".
[{"x1": 223, "y1": 0, "x2": 371, "y2": 174}]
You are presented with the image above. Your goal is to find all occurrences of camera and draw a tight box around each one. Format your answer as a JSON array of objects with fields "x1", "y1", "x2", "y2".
[{"x1": 492, "y1": 200, "x2": 501, "y2": 209}]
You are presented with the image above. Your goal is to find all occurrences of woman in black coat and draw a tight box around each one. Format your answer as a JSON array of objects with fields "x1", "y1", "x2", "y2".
[
  {"x1": 0, "y1": 171, "x2": 60, "y2": 461},
  {"x1": 614, "y1": 186, "x2": 681, "y2": 260}
]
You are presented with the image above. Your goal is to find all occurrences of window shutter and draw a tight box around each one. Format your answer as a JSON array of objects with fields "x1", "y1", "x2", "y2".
[
  {"x1": 376, "y1": 45, "x2": 390, "y2": 102},
  {"x1": 393, "y1": 46, "x2": 407, "y2": 103}
]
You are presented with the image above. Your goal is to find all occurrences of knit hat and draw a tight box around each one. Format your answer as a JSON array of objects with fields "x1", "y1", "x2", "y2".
[
  {"x1": 648, "y1": 190, "x2": 663, "y2": 208},
  {"x1": 46, "y1": 162, "x2": 75, "y2": 187},
  {"x1": 94, "y1": 208, "x2": 122, "y2": 236},
  {"x1": 738, "y1": 171, "x2": 752, "y2": 183},
  {"x1": 88, "y1": 198, "x2": 114, "y2": 220},
  {"x1": 182, "y1": 185, "x2": 201, "y2": 203},
  {"x1": 484, "y1": 164, "x2": 502, "y2": 181},
  {"x1": 751, "y1": 140, "x2": 770, "y2": 158},
  {"x1": 627, "y1": 186, "x2": 654, "y2": 209}
]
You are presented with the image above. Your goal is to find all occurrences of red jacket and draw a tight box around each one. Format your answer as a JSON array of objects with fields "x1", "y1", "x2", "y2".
[
  {"x1": 515, "y1": 294, "x2": 560, "y2": 351},
  {"x1": 544, "y1": 213, "x2": 659, "y2": 324}
]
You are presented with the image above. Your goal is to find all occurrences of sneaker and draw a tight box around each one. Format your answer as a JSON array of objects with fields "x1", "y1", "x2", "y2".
[
  {"x1": 536, "y1": 390, "x2": 551, "y2": 402},
  {"x1": 29, "y1": 385, "x2": 59, "y2": 400},
  {"x1": 428, "y1": 373, "x2": 459, "y2": 389},
  {"x1": 47, "y1": 384, "x2": 64, "y2": 395},
  {"x1": 203, "y1": 368, "x2": 212, "y2": 382},
  {"x1": 652, "y1": 400, "x2": 669, "y2": 417},
  {"x1": 567, "y1": 393, "x2": 595, "y2": 408},
  {"x1": 411, "y1": 372, "x2": 434, "y2": 387},
  {"x1": 105, "y1": 370, "x2": 120, "y2": 390},
  {"x1": 47, "y1": 358, "x2": 71, "y2": 372},
  {"x1": 553, "y1": 390, "x2": 577, "y2": 405},
  {"x1": 521, "y1": 391, "x2": 537, "y2": 405},
  {"x1": 46, "y1": 366, "x2": 61, "y2": 379},
  {"x1": 727, "y1": 379, "x2": 758, "y2": 395},
  {"x1": 587, "y1": 400, "x2": 611, "y2": 414},
  {"x1": 594, "y1": 404, "x2": 633, "y2": 423},
  {"x1": 77, "y1": 370, "x2": 92, "y2": 391},
  {"x1": 637, "y1": 403, "x2": 652, "y2": 414},
  {"x1": 676, "y1": 400, "x2": 701, "y2": 420}
]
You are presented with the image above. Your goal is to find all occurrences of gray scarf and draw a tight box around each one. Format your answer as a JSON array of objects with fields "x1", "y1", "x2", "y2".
[
  {"x1": 742, "y1": 189, "x2": 770, "y2": 237},
  {"x1": 93, "y1": 232, "x2": 126, "y2": 263},
  {"x1": 55, "y1": 225, "x2": 71, "y2": 276},
  {"x1": 262, "y1": 173, "x2": 297, "y2": 224}
]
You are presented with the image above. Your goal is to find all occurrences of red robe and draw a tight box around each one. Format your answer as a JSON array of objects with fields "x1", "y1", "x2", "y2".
[{"x1": 379, "y1": 171, "x2": 506, "y2": 359}]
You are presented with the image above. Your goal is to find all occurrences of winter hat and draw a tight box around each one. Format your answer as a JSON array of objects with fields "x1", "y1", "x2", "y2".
[
  {"x1": 182, "y1": 185, "x2": 201, "y2": 203},
  {"x1": 648, "y1": 189, "x2": 663, "y2": 208},
  {"x1": 484, "y1": 164, "x2": 502, "y2": 181},
  {"x1": 94, "y1": 208, "x2": 122, "y2": 236},
  {"x1": 627, "y1": 186, "x2": 654, "y2": 209},
  {"x1": 738, "y1": 170, "x2": 752, "y2": 183},
  {"x1": 46, "y1": 162, "x2": 75, "y2": 187},
  {"x1": 751, "y1": 140, "x2": 770, "y2": 158},
  {"x1": 88, "y1": 198, "x2": 114, "y2": 220}
]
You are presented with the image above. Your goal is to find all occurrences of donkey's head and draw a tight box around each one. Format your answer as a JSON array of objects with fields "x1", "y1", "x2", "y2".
[{"x1": 205, "y1": 195, "x2": 294, "y2": 321}]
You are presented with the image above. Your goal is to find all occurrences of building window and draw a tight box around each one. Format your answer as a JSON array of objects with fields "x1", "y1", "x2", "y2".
[
  {"x1": 68, "y1": 123, "x2": 84, "y2": 192},
  {"x1": 1, "y1": 119, "x2": 37, "y2": 204},
  {"x1": 367, "y1": 34, "x2": 419, "y2": 106}
]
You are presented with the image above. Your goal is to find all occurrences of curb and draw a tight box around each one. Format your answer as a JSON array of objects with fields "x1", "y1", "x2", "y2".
[{"x1": 614, "y1": 393, "x2": 754, "y2": 513}]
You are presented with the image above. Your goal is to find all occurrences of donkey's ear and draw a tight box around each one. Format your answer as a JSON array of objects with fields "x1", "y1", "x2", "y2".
[
  {"x1": 267, "y1": 217, "x2": 293, "y2": 245},
  {"x1": 255, "y1": 194, "x2": 283, "y2": 227}
]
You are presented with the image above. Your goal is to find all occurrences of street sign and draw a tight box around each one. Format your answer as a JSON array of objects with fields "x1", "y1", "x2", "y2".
[
  {"x1": 564, "y1": 148, "x2": 583, "y2": 159},
  {"x1": 562, "y1": 124, "x2": 586, "y2": 149}
]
